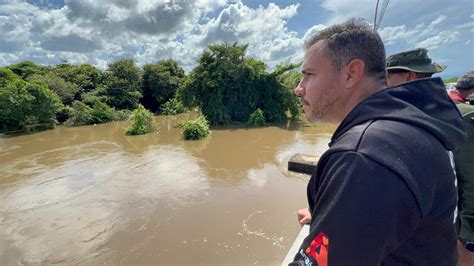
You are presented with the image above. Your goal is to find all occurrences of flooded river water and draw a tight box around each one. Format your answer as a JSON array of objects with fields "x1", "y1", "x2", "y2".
[{"x1": 0, "y1": 114, "x2": 335, "y2": 265}]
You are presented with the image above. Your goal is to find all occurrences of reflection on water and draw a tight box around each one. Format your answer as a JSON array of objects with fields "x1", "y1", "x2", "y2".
[{"x1": 0, "y1": 114, "x2": 335, "y2": 265}]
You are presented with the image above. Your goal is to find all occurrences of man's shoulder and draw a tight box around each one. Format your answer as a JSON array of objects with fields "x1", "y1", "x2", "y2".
[
  {"x1": 456, "y1": 103, "x2": 474, "y2": 118},
  {"x1": 329, "y1": 119, "x2": 433, "y2": 154},
  {"x1": 324, "y1": 119, "x2": 455, "y2": 217}
]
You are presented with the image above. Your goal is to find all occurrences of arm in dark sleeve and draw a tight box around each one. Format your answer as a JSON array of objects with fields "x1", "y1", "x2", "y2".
[
  {"x1": 456, "y1": 113, "x2": 474, "y2": 241},
  {"x1": 292, "y1": 151, "x2": 421, "y2": 265}
]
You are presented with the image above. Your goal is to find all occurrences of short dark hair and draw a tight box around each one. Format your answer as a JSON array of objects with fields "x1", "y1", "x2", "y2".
[{"x1": 305, "y1": 18, "x2": 386, "y2": 81}]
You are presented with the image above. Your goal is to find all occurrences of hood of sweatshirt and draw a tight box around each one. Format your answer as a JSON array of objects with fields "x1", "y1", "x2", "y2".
[{"x1": 331, "y1": 77, "x2": 465, "y2": 151}]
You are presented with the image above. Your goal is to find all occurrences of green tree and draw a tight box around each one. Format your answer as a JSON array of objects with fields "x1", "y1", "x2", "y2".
[
  {"x1": 142, "y1": 59, "x2": 185, "y2": 113},
  {"x1": 160, "y1": 97, "x2": 188, "y2": 115},
  {"x1": 28, "y1": 72, "x2": 79, "y2": 105},
  {"x1": 90, "y1": 101, "x2": 116, "y2": 124},
  {"x1": 179, "y1": 43, "x2": 301, "y2": 125},
  {"x1": 65, "y1": 101, "x2": 93, "y2": 126},
  {"x1": 105, "y1": 59, "x2": 142, "y2": 110},
  {"x1": 0, "y1": 68, "x2": 61, "y2": 133},
  {"x1": 274, "y1": 63, "x2": 302, "y2": 121},
  {"x1": 7, "y1": 61, "x2": 49, "y2": 80},
  {"x1": 54, "y1": 63, "x2": 105, "y2": 100}
]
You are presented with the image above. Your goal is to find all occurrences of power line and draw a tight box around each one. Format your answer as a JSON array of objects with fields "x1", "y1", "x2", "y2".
[{"x1": 374, "y1": 0, "x2": 390, "y2": 30}]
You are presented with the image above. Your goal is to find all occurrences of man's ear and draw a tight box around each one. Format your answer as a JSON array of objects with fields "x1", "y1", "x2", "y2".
[
  {"x1": 407, "y1": 71, "x2": 417, "y2": 81},
  {"x1": 344, "y1": 59, "x2": 365, "y2": 88}
]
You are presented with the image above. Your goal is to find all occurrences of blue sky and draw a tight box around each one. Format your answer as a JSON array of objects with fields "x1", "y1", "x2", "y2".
[{"x1": 1, "y1": 0, "x2": 473, "y2": 78}]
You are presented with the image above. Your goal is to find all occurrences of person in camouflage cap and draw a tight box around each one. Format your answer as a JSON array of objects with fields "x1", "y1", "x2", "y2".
[
  {"x1": 386, "y1": 48, "x2": 446, "y2": 87},
  {"x1": 449, "y1": 71, "x2": 474, "y2": 266}
]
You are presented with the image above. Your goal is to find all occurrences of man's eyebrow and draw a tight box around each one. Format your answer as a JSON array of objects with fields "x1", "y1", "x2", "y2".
[{"x1": 301, "y1": 68, "x2": 315, "y2": 74}]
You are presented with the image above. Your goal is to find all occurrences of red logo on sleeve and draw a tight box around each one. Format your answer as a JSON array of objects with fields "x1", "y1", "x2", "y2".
[{"x1": 305, "y1": 232, "x2": 329, "y2": 266}]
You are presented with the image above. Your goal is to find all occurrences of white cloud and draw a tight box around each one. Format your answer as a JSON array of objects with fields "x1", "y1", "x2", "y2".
[
  {"x1": 379, "y1": 25, "x2": 418, "y2": 45},
  {"x1": 416, "y1": 31, "x2": 461, "y2": 50},
  {"x1": 0, "y1": 0, "x2": 471, "y2": 77},
  {"x1": 303, "y1": 24, "x2": 326, "y2": 44},
  {"x1": 321, "y1": 0, "x2": 375, "y2": 23},
  {"x1": 428, "y1": 15, "x2": 446, "y2": 28},
  {"x1": 379, "y1": 14, "x2": 467, "y2": 52},
  {"x1": 0, "y1": 0, "x2": 306, "y2": 71}
]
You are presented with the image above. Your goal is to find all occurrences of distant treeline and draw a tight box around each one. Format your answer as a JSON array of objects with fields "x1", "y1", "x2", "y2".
[
  {"x1": 443, "y1": 76, "x2": 459, "y2": 84},
  {"x1": 0, "y1": 43, "x2": 302, "y2": 134}
]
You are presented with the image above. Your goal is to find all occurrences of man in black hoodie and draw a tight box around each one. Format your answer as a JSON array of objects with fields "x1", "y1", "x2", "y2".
[{"x1": 291, "y1": 18, "x2": 465, "y2": 265}]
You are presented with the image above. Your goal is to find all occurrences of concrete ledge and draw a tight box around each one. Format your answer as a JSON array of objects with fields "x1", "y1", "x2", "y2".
[
  {"x1": 281, "y1": 224, "x2": 310, "y2": 265},
  {"x1": 288, "y1": 154, "x2": 318, "y2": 175}
]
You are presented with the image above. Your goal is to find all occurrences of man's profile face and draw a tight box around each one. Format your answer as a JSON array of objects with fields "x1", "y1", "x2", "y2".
[{"x1": 295, "y1": 41, "x2": 345, "y2": 123}]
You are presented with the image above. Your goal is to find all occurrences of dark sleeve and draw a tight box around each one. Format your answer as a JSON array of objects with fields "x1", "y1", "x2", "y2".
[
  {"x1": 291, "y1": 151, "x2": 421, "y2": 266},
  {"x1": 456, "y1": 110, "x2": 474, "y2": 241}
]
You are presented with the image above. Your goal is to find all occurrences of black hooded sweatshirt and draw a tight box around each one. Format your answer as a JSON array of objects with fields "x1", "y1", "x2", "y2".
[{"x1": 291, "y1": 77, "x2": 466, "y2": 266}]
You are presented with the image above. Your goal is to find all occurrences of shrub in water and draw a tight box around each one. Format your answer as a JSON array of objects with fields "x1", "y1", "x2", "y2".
[
  {"x1": 125, "y1": 104, "x2": 156, "y2": 135},
  {"x1": 65, "y1": 101, "x2": 93, "y2": 126},
  {"x1": 248, "y1": 108, "x2": 265, "y2": 127},
  {"x1": 91, "y1": 101, "x2": 116, "y2": 124},
  {"x1": 114, "y1": 109, "x2": 131, "y2": 121},
  {"x1": 181, "y1": 116, "x2": 211, "y2": 140},
  {"x1": 160, "y1": 97, "x2": 188, "y2": 115}
]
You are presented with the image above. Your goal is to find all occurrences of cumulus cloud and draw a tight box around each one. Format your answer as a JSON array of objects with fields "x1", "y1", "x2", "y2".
[
  {"x1": 379, "y1": 14, "x2": 465, "y2": 51},
  {"x1": 380, "y1": 25, "x2": 418, "y2": 45},
  {"x1": 0, "y1": 0, "x2": 471, "y2": 76},
  {"x1": 41, "y1": 34, "x2": 102, "y2": 52},
  {"x1": 416, "y1": 31, "x2": 461, "y2": 50},
  {"x1": 0, "y1": 0, "x2": 307, "y2": 70},
  {"x1": 303, "y1": 24, "x2": 326, "y2": 44},
  {"x1": 321, "y1": 0, "x2": 375, "y2": 23}
]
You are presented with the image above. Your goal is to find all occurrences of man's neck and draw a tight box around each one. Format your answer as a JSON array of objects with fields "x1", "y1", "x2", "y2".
[{"x1": 337, "y1": 78, "x2": 386, "y2": 124}]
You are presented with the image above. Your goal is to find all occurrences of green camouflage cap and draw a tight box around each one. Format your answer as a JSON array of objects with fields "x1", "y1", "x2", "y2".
[
  {"x1": 456, "y1": 71, "x2": 474, "y2": 90},
  {"x1": 386, "y1": 48, "x2": 446, "y2": 74}
]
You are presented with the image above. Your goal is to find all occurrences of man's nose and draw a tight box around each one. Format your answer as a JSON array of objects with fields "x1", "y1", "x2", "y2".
[{"x1": 295, "y1": 81, "x2": 304, "y2": 96}]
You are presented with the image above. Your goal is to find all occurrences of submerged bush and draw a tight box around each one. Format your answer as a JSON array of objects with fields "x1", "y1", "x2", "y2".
[
  {"x1": 91, "y1": 101, "x2": 115, "y2": 124},
  {"x1": 125, "y1": 104, "x2": 156, "y2": 135},
  {"x1": 114, "y1": 109, "x2": 131, "y2": 121},
  {"x1": 180, "y1": 116, "x2": 211, "y2": 140},
  {"x1": 160, "y1": 97, "x2": 188, "y2": 115},
  {"x1": 65, "y1": 101, "x2": 93, "y2": 126},
  {"x1": 248, "y1": 108, "x2": 265, "y2": 127}
]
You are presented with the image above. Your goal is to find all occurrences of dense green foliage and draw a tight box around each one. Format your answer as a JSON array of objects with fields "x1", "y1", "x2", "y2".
[
  {"x1": 65, "y1": 100, "x2": 128, "y2": 126},
  {"x1": 142, "y1": 59, "x2": 185, "y2": 113},
  {"x1": 0, "y1": 68, "x2": 62, "y2": 133},
  {"x1": 54, "y1": 63, "x2": 104, "y2": 100},
  {"x1": 28, "y1": 72, "x2": 79, "y2": 105},
  {"x1": 91, "y1": 101, "x2": 116, "y2": 124},
  {"x1": 105, "y1": 59, "x2": 142, "y2": 110},
  {"x1": 125, "y1": 104, "x2": 156, "y2": 135},
  {"x1": 276, "y1": 67, "x2": 303, "y2": 120},
  {"x1": 178, "y1": 43, "x2": 301, "y2": 125},
  {"x1": 160, "y1": 97, "x2": 188, "y2": 115},
  {"x1": 180, "y1": 116, "x2": 211, "y2": 140},
  {"x1": 1, "y1": 43, "x2": 305, "y2": 134},
  {"x1": 7, "y1": 61, "x2": 49, "y2": 79},
  {"x1": 248, "y1": 108, "x2": 265, "y2": 127},
  {"x1": 65, "y1": 101, "x2": 94, "y2": 126}
]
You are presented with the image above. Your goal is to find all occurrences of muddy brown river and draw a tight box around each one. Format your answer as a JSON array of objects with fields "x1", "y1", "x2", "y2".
[{"x1": 0, "y1": 113, "x2": 335, "y2": 265}]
